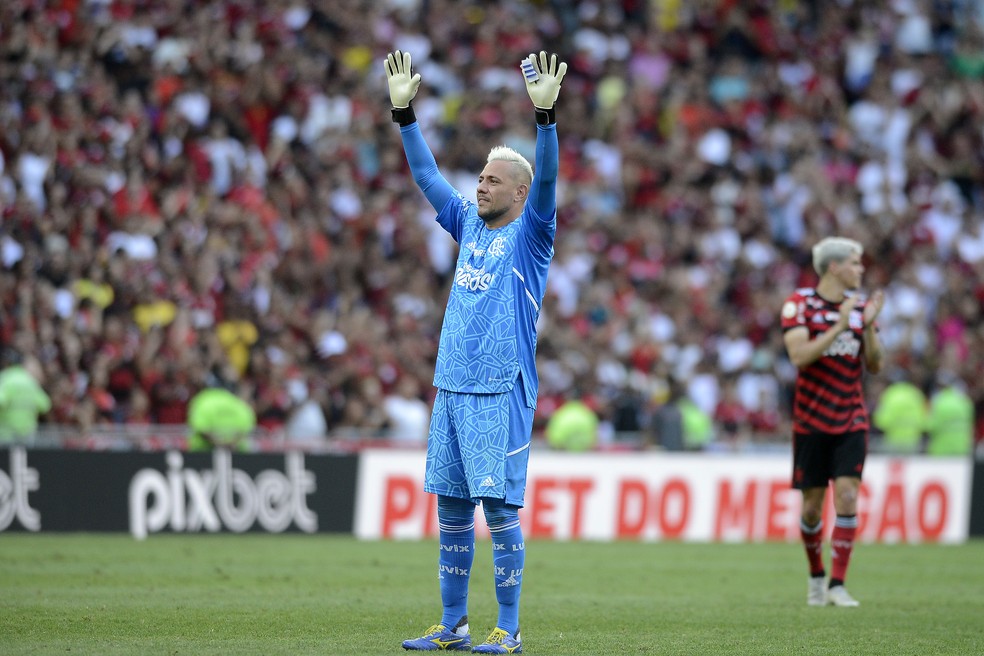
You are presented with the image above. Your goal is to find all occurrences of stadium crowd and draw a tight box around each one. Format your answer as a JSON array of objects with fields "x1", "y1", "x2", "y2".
[{"x1": 1, "y1": 0, "x2": 982, "y2": 451}]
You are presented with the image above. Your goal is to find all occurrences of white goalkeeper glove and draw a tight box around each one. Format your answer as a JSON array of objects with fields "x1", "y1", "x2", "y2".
[
  {"x1": 384, "y1": 50, "x2": 421, "y2": 109},
  {"x1": 521, "y1": 51, "x2": 568, "y2": 110}
]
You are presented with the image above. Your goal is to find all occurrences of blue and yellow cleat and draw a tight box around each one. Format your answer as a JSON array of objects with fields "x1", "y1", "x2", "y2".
[
  {"x1": 471, "y1": 628, "x2": 522, "y2": 654},
  {"x1": 402, "y1": 619, "x2": 471, "y2": 651}
]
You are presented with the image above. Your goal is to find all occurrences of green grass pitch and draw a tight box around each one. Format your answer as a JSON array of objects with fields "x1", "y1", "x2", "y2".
[{"x1": 1, "y1": 534, "x2": 982, "y2": 655}]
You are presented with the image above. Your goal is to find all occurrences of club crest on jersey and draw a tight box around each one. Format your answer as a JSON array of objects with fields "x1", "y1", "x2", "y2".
[{"x1": 488, "y1": 236, "x2": 507, "y2": 257}]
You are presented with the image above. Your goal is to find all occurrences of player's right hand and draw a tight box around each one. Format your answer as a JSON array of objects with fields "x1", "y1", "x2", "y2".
[{"x1": 384, "y1": 50, "x2": 420, "y2": 109}]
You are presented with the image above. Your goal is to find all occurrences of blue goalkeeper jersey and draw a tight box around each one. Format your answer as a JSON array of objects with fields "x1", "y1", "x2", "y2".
[{"x1": 399, "y1": 122, "x2": 559, "y2": 408}]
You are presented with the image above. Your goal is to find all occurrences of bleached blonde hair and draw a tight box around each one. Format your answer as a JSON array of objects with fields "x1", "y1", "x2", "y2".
[
  {"x1": 487, "y1": 145, "x2": 533, "y2": 185},
  {"x1": 812, "y1": 237, "x2": 863, "y2": 276}
]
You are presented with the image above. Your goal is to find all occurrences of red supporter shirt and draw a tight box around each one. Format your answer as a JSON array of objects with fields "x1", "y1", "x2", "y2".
[{"x1": 781, "y1": 287, "x2": 870, "y2": 436}]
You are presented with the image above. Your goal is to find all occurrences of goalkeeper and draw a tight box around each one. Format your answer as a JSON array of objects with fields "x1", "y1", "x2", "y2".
[{"x1": 385, "y1": 50, "x2": 567, "y2": 653}]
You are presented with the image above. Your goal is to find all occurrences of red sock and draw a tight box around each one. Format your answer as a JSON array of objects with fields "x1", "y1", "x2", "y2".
[
  {"x1": 830, "y1": 515, "x2": 858, "y2": 583},
  {"x1": 800, "y1": 519, "x2": 824, "y2": 577}
]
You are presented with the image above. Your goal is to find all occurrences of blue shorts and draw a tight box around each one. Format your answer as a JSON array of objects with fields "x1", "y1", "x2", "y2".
[{"x1": 424, "y1": 377, "x2": 533, "y2": 506}]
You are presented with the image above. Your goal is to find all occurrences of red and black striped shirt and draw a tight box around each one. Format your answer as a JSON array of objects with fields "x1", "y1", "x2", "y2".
[{"x1": 781, "y1": 287, "x2": 870, "y2": 435}]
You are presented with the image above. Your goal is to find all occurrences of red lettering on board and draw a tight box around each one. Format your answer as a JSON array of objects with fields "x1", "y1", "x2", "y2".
[
  {"x1": 382, "y1": 476, "x2": 418, "y2": 538},
  {"x1": 917, "y1": 482, "x2": 947, "y2": 542},
  {"x1": 529, "y1": 478, "x2": 558, "y2": 538},
  {"x1": 715, "y1": 480, "x2": 756, "y2": 540},
  {"x1": 659, "y1": 478, "x2": 690, "y2": 538},
  {"x1": 876, "y1": 460, "x2": 907, "y2": 542},
  {"x1": 567, "y1": 479, "x2": 594, "y2": 539},
  {"x1": 764, "y1": 480, "x2": 790, "y2": 540},
  {"x1": 616, "y1": 479, "x2": 649, "y2": 538}
]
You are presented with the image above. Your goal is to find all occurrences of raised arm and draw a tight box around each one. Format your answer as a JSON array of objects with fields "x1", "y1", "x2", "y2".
[
  {"x1": 861, "y1": 289, "x2": 885, "y2": 374},
  {"x1": 521, "y1": 52, "x2": 566, "y2": 220},
  {"x1": 398, "y1": 123, "x2": 455, "y2": 212},
  {"x1": 384, "y1": 50, "x2": 454, "y2": 212},
  {"x1": 528, "y1": 122, "x2": 559, "y2": 220}
]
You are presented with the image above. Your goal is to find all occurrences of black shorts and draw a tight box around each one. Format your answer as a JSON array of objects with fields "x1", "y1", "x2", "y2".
[{"x1": 792, "y1": 430, "x2": 867, "y2": 490}]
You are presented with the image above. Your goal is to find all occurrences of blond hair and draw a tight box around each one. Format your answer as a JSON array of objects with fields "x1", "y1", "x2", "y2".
[
  {"x1": 812, "y1": 237, "x2": 863, "y2": 276},
  {"x1": 487, "y1": 145, "x2": 533, "y2": 185}
]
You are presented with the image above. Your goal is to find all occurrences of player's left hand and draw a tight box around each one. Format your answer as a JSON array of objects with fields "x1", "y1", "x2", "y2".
[
  {"x1": 863, "y1": 289, "x2": 885, "y2": 328},
  {"x1": 384, "y1": 50, "x2": 421, "y2": 109},
  {"x1": 522, "y1": 51, "x2": 568, "y2": 109}
]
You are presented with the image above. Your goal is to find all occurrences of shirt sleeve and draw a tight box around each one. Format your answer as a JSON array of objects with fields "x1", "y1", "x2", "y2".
[
  {"x1": 527, "y1": 123, "x2": 559, "y2": 223},
  {"x1": 780, "y1": 293, "x2": 805, "y2": 331},
  {"x1": 399, "y1": 123, "x2": 455, "y2": 213}
]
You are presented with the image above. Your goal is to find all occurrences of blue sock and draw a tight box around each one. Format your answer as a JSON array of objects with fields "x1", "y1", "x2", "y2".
[
  {"x1": 483, "y1": 498, "x2": 524, "y2": 635},
  {"x1": 437, "y1": 495, "x2": 475, "y2": 630}
]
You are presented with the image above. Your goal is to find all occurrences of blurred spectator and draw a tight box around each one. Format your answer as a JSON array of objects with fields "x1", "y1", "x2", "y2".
[
  {"x1": 647, "y1": 377, "x2": 685, "y2": 451},
  {"x1": 873, "y1": 379, "x2": 928, "y2": 453},
  {"x1": 713, "y1": 377, "x2": 750, "y2": 448},
  {"x1": 382, "y1": 374, "x2": 430, "y2": 445},
  {"x1": 0, "y1": 352, "x2": 51, "y2": 443},
  {"x1": 186, "y1": 386, "x2": 256, "y2": 452},
  {"x1": 284, "y1": 376, "x2": 329, "y2": 446},
  {"x1": 545, "y1": 398, "x2": 599, "y2": 452},
  {"x1": 216, "y1": 303, "x2": 259, "y2": 379},
  {"x1": 926, "y1": 379, "x2": 974, "y2": 456},
  {"x1": 681, "y1": 395, "x2": 715, "y2": 452}
]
